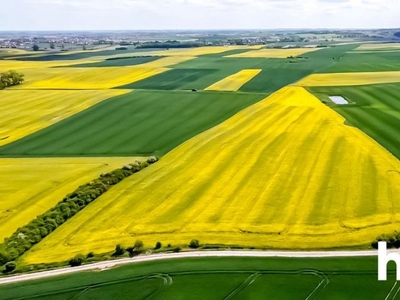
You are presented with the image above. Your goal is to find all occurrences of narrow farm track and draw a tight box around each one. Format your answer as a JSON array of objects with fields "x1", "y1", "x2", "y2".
[
  {"x1": 22, "y1": 86, "x2": 400, "y2": 264},
  {"x1": 0, "y1": 250, "x2": 381, "y2": 286}
]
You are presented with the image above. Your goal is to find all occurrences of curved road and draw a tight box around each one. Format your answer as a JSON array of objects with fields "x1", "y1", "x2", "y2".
[{"x1": 0, "y1": 249, "x2": 381, "y2": 286}]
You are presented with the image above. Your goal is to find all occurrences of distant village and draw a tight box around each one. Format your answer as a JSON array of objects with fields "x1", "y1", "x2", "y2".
[{"x1": 0, "y1": 29, "x2": 397, "y2": 51}]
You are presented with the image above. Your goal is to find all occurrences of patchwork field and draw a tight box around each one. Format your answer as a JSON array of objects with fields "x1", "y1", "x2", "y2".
[
  {"x1": 295, "y1": 71, "x2": 400, "y2": 86},
  {"x1": 205, "y1": 69, "x2": 261, "y2": 91},
  {"x1": 21, "y1": 87, "x2": 400, "y2": 263},
  {"x1": 1, "y1": 41, "x2": 400, "y2": 274},
  {"x1": 225, "y1": 47, "x2": 322, "y2": 58},
  {"x1": 2, "y1": 256, "x2": 397, "y2": 300},
  {"x1": 308, "y1": 83, "x2": 400, "y2": 159},
  {"x1": 356, "y1": 43, "x2": 400, "y2": 51},
  {"x1": 0, "y1": 157, "x2": 145, "y2": 242},
  {"x1": 122, "y1": 44, "x2": 357, "y2": 92},
  {"x1": 0, "y1": 89, "x2": 129, "y2": 146},
  {"x1": 0, "y1": 90, "x2": 265, "y2": 157}
]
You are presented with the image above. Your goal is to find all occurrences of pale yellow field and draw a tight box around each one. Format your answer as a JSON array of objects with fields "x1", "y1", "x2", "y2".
[
  {"x1": 226, "y1": 47, "x2": 322, "y2": 58},
  {"x1": 205, "y1": 69, "x2": 261, "y2": 91},
  {"x1": 295, "y1": 71, "x2": 400, "y2": 86},
  {"x1": 356, "y1": 43, "x2": 400, "y2": 51},
  {"x1": 11, "y1": 66, "x2": 167, "y2": 89},
  {"x1": 141, "y1": 45, "x2": 263, "y2": 57},
  {"x1": 24, "y1": 87, "x2": 400, "y2": 264},
  {"x1": 0, "y1": 157, "x2": 146, "y2": 243},
  {"x1": 0, "y1": 89, "x2": 130, "y2": 146},
  {"x1": 2, "y1": 55, "x2": 195, "y2": 89}
]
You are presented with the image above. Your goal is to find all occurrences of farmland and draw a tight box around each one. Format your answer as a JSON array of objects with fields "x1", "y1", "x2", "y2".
[
  {"x1": 21, "y1": 87, "x2": 400, "y2": 264},
  {"x1": 0, "y1": 256, "x2": 397, "y2": 299},
  {"x1": 295, "y1": 71, "x2": 400, "y2": 86},
  {"x1": 205, "y1": 69, "x2": 262, "y2": 91},
  {"x1": 0, "y1": 157, "x2": 145, "y2": 241},
  {"x1": 0, "y1": 41, "x2": 400, "y2": 276},
  {"x1": 0, "y1": 89, "x2": 129, "y2": 146},
  {"x1": 225, "y1": 47, "x2": 322, "y2": 58},
  {"x1": 0, "y1": 90, "x2": 265, "y2": 157},
  {"x1": 309, "y1": 83, "x2": 400, "y2": 160}
]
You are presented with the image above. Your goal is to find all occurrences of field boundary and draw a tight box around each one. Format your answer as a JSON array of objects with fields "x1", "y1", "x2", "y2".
[{"x1": 0, "y1": 250, "x2": 383, "y2": 286}]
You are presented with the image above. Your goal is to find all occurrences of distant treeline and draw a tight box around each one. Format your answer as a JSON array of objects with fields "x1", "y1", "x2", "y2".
[
  {"x1": 395, "y1": 32, "x2": 400, "y2": 38},
  {"x1": 137, "y1": 41, "x2": 203, "y2": 49},
  {"x1": 106, "y1": 55, "x2": 158, "y2": 61},
  {"x1": 0, "y1": 158, "x2": 158, "y2": 266},
  {"x1": 0, "y1": 70, "x2": 24, "y2": 90}
]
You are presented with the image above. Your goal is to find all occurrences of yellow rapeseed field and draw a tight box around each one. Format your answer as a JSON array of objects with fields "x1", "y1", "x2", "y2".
[
  {"x1": 23, "y1": 87, "x2": 400, "y2": 264},
  {"x1": 13, "y1": 66, "x2": 168, "y2": 89},
  {"x1": 356, "y1": 43, "x2": 400, "y2": 51},
  {"x1": 205, "y1": 69, "x2": 261, "y2": 91},
  {"x1": 0, "y1": 89, "x2": 129, "y2": 146},
  {"x1": 295, "y1": 71, "x2": 400, "y2": 86},
  {"x1": 139, "y1": 45, "x2": 263, "y2": 57},
  {"x1": 2, "y1": 55, "x2": 195, "y2": 89},
  {"x1": 0, "y1": 157, "x2": 146, "y2": 243},
  {"x1": 225, "y1": 47, "x2": 321, "y2": 58}
]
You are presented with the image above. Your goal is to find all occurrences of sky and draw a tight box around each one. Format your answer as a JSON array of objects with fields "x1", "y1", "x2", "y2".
[{"x1": 0, "y1": 0, "x2": 399, "y2": 31}]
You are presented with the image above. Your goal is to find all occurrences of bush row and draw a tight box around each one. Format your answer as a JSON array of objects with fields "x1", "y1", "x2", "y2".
[
  {"x1": 0, "y1": 70, "x2": 24, "y2": 89},
  {"x1": 371, "y1": 231, "x2": 400, "y2": 249},
  {"x1": 0, "y1": 158, "x2": 158, "y2": 266}
]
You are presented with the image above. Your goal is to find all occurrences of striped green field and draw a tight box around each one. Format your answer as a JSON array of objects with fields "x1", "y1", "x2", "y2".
[
  {"x1": 0, "y1": 256, "x2": 397, "y2": 300},
  {"x1": 309, "y1": 83, "x2": 400, "y2": 159},
  {"x1": 0, "y1": 90, "x2": 266, "y2": 157}
]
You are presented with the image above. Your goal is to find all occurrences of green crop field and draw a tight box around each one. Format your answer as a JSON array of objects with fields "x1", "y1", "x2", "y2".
[
  {"x1": 7, "y1": 47, "x2": 164, "y2": 61},
  {"x1": 120, "y1": 44, "x2": 358, "y2": 93},
  {"x1": 0, "y1": 90, "x2": 266, "y2": 157},
  {"x1": 309, "y1": 83, "x2": 400, "y2": 159},
  {"x1": 0, "y1": 256, "x2": 397, "y2": 300},
  {"x1": 61, "y1": 56, "x2": 164, "y2": 68},
  {"x1": 323, "y1": 50, "x2": 400, "y2": 73}
]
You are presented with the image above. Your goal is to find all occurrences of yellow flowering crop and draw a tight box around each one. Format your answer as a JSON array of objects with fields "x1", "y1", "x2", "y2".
[
  {"x1": 295, "y1": 71, "x2": 400, "y2": 86},
  {"x1": 0, "y1": 89, "x2": 130, "y2": 146},
  {"x1": 226, "y1": 47, "x2": 321, "y2": 58},
  {"x1": 0, "y1": 157, "x2": 146, "y2": 242},
  {"x1": 356, "y1": 43, "x2": 400, "y2": 51},
  {"x1": 205, "y1": 69, "x2": 261, "y2": 91},
  {"x1": 23, "y1": 87, "x2": 400, "y2": 264}
]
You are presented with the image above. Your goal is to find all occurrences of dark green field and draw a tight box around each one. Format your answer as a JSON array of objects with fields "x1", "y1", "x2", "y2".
[
  {"x1": 0, "y1": 90, "x2": 266, "y2": 157},
  {"x1": 7, "y1": 47, "x2": 164, "y2": 61},
  {"x1": 119, "y1": 44, "x2": 358, "y2": 93},
  {"x1": 309, "y1": 83, "x2": 400, "y2": 159},
  {"x1": 0, "y1": 256, "x2": 396, "y2": 300},
  {"x1": 62, "y1": 56, "x2": 164, "y2": 67},
  {"x1": 323, "y1": 50, "x2": 400, "y2": 73}
]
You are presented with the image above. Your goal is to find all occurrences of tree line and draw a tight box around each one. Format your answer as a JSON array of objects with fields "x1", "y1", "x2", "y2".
[
  {"x1": 0, "y1": 70, "x2": 24, "y2": 90},
  {"x1": 0, "y1": 158, "x2": 158, "y2": 266}
]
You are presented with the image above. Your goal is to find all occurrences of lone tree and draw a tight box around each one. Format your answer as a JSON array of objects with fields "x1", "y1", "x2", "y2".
[
  {"x1": 189, "y1": 239, "x2": 200, "y2": 249},
  {"x1": 69, "y1": 255, "x2": 84, "y2": 267},
  {"x1": 32, "y1": 44, "x2": 40, "y2": 51},
  {"x1": 0, "y1": 70, "x2": 24, "y2": 90}
]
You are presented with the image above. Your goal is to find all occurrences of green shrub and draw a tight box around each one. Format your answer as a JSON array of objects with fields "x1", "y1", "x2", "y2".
[
  {"x1": 154, "y1": 242, "x2": 162, "y2": 250},
  {"x1": 69, "y1": 255, "x2": 85, "y2": 267},
  {"x1": 4, "y1": 261, "x2": 16, "y2": 273},
  {"x1": 113, "y1": 244, "x2": 126, "y2": 256},
  {"x1": 189, "y1": 239, "x2": 200, "y2": 249}
]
